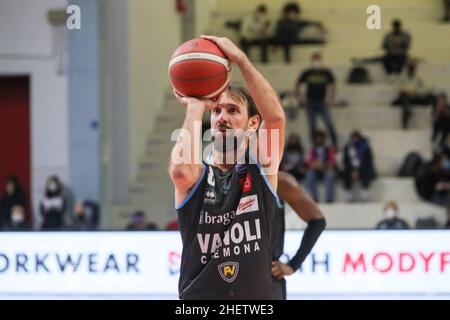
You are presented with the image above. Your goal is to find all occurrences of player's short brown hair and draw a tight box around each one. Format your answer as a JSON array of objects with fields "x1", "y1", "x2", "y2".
[{"x1": 226, "y1": 84, "x2": 260, "y2": 119}]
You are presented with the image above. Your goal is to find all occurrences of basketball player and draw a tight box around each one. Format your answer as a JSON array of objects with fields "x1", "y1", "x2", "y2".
[
  {"x1": 271, "y1": 171, "x2": 326, "y2": 300},
  {"x1": 169, "y1": 35, "x2": 285, "y2": 299}
]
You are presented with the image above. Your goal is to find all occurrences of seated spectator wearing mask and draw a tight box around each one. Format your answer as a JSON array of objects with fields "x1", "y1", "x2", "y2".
[
  {"x1": 8, "y1": 205, "x2": 28, "y2": 231},
  {"x1": 127, "y1": 210, "x2": 158, "y2": 231},
  {"x1": 0, "y1": 176, "x2": 26, "y2": 229},
  {"x1": 274, "y1": 2, "x2": 326, "y2": 63},
  {"x1": 432, "y1": 93, "x2": 450, "y2": 149},
  {"x1": 40, "y1": 175, "x2": 66, "y2": 230},
  {"x1": 342, "y1": 130, "x2": 376, "y2": 202},
  {"x1": 240, "y1": 4, "x2": 270, "y2": 63},
  {"x1": 305, "y1": 130, "x2": 337, "y2": 203},
  {"x1": 376, "y1": 201, "x2": 409, "y2": 230},
  {"x1": 351, "y1": 19, "x2": 411, "y2": 81},
  {"x1": 391, "y1": 59, "x2": 435, "y2": 129},
  {"x1": 280, "y1": 133, "x2": 306, "y2": 182},
  {"x1": 382, "y1": 19, "x2": 411, "y2": 77},
  {"x1": 430, "y1": 152, "x2": 450, "y2": 206},
  {"x1": 71, "y1": 201, "x2": 99, "y2": 230}
]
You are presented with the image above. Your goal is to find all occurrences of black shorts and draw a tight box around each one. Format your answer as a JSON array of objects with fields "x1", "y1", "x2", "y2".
[{"x1": 271, "y1": 277, "x2": 287, "y2": 300}]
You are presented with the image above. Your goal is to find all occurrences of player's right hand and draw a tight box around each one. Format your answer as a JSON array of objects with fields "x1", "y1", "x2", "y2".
[{"x1": 200, "y1": 35, "x2": 246, "y2": 66}]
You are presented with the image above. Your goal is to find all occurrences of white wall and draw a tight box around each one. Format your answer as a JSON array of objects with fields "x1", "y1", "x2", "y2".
[
  {"x1": 0, "y1": 0, "x2": 69, "y2": 228},
  {"x1": 195, "y1": 0, "x2": 217, "y2": 36},
  {"x1": 101, "y1": 0, "x2": 130, "y2": 206},
  {"x1": 128, "y1": 0, "x2": 181, "y2": 181},
  {"x1": 0, "y1": 0, "x2": 57, "y2": 56}
]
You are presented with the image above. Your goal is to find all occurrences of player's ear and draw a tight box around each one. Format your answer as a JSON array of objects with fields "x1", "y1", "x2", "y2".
[{"x1": 248, "y1": 115, "x2": 260, "y2": 131}]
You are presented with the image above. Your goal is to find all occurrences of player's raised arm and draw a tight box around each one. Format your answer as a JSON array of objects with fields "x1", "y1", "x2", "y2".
[
  {"x1": 168, "y1": 92, "x2": 215, "y2": 205},
  {"x1": 202, "y1": 35, "x2": 286, "y2": 182}
]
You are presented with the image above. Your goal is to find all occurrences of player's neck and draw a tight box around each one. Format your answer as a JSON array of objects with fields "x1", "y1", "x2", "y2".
[{"x1": 212, "y1": 145, "x2": 246, "y2": 172}]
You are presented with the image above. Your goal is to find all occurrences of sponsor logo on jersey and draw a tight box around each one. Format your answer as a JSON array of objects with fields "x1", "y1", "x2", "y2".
[
  {"x1": 197, "y1": 219, "x2": 262, "y2": 264},
  {"x1": 236, "y1": 195, "x2": 259, "y2": 215},
  {"x1": 199, "y1": 210, "x2": 235, "y2": 225},
  {"x1": 204, "y1": 189, "x2": 216, "y2": 205},
  {"x1": 222, "y1": 179, "x2": 231, "y2": 194},
  {"x1": 239, "y1": 172, "x2": 252, "y2": 192},
  {"x1": 218, "y1": 262, "x2": 239, "y2": 283}
]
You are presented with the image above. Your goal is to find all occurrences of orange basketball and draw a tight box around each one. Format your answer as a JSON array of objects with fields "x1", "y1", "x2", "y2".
[{"x1": 168, "y1": 38, "x2": 232, "y2": 99}]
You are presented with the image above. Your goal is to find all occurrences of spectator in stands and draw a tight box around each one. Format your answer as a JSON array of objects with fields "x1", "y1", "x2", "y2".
[
  {"x1": 0, "y1": 176, "x2": 26, "y2": 230},
  {"x1": 432, "y1": 92, "x2": 450, "y2": 149},
  {"x1": 352, "y1": 19, "x2": 411, "y2": 80},
  {"x1": 295, "y1": 52, "x2": 338, "y2": 147},
  {"x1": 391, "y1": 59, "x2": 436, "y2": 129},
  {"x1": 305, "y1": 130, "x2": 337, "y2": 203},
  {"x1": 7, "y1": 205, "x2": 28, "y2": 231},
  {"x1": 342, "y1": 130, "x2": 376, "y2": 202},
  {"x1": 127, "y1": 210, "x2": 158, "y2": 231},
  {"x1": 376, "y1": 201, "x2": 410, "y2": 229},
  {"x1": 382, "y1": 19, "x2": 411, "y2": 77},
  {"x1": 40, "y1": 175, "x2": 66, "y2": 230},
  {"x1": 274, "y1": 2, "x2": 325, "y2": 63},
  {"x1": 415, "y1": 153, "x2": 443, "y2": 202},
  {"x1": 71, "y1": 200, "x2": 99, "y2": 230},
  {"x1": 441, "y1": 135, "x2": 450, "y2": 159},
  {"x1": 280, "y1": 133, "x2": 306, "y2": 182},
  {"x1": 430, "y1": 152, "x2": 450, "y2": 206},
  {"x1": 239, "y1": 4, "x2": 271, "y2": 63}
]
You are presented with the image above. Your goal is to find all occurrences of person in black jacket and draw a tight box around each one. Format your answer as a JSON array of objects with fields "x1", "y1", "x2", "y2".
[
  {"x1": 342, "y1": 131, "x2": 376, "y2": 202},
  {"x1": 376, "y1": 201, "x2": 409, "y2": 230},
  {"x1": 0, "y1": 176, "x2": 26, "y2": 230},
  {"x1": 40, "y1": 175, "x2": 66, "y2": 230},
  {"x1": 274, "y1": 2, "x2": 325, "y2": 63},
  {"x1": 280, "y1": 133, "x2": 306, "y2": 182},
  {"x1": 432, "y1": 93, "x2": 450, "y2": 149}
]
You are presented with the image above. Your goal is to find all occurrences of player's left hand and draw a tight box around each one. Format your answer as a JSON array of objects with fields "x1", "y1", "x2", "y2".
[
  {"x1": 173, "y1": 89, "x2": 221, "y2": 111},
  {"x1": 271, "y1": 260, "x2": 294, "y2": 279},
  {"x1": 201, "y1": 35, "x2": 246, "y2": 65}
]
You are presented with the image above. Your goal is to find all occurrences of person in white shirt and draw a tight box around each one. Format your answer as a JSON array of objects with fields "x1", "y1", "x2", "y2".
[{"x1": 239, "y1": 4, "x2": 270, "y2": 63}]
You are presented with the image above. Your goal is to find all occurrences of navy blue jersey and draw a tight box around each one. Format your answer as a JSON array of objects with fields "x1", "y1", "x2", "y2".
[
  {"x1": 176, "y1": 159, "x2": 280, "y2": 300},
  {"x1": 271, "y1": 200, "x2": 285, "y2": 261}
]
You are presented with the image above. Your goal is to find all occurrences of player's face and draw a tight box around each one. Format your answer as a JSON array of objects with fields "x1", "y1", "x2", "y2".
[{"x1": 210, "y1": 93, "x2": 253, "y2": 152}]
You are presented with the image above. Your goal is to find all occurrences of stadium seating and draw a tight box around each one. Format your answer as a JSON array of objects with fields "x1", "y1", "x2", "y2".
[{"x1": 108, "y1": 0, "x2": 450, "y2": 229}]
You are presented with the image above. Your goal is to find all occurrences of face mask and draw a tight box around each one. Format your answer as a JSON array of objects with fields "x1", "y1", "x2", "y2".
[
  {"x1": 311, "y1": 60, "x2": 322, "y2": 69},
  {"x1": 383, "y1": 208, "x2": 397, "y2": 219},
  {"x1": 6, "y1": 184, "x2": 14, "y2": 195},
  {"x1": 11, "y1": 211, "x2": 24, "y2": 224},
  {"x1": 47, "y1": 182, "x2": 57, "y2": 192}
]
